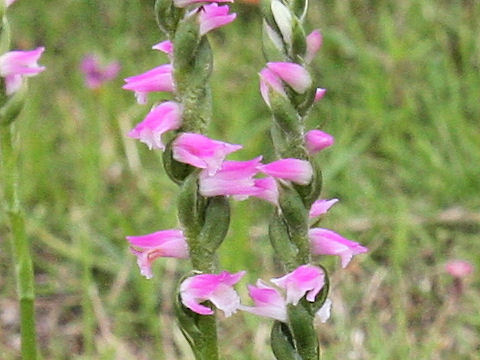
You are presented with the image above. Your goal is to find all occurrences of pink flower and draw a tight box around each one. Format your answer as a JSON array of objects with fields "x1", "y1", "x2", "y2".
[
  {"x1": 173, "y1": 0, "x2": 233, "y2": 8},
  {"x1": 173, "y1": 133, "x2": 242, "y2": 175},
  {"x1": 152, "y1": 40, "x2": 173, "y2": 55},
  {"x1": 199, "y1": 157, "x2": 262, "y2": 197},
  {"x1": 271, "y1": 265, "x2": 325, "y2": 305},
  {"x1": 260, "y1": 158, "x2": 313, "y2": 185},
  {"x1": 252, "y1": 177, "x2": 279, "y2": 206},
  {"x1": 305, "y1": 129, "x2": 334, "y2": 155},
  {"x1": 197, "y1": 3, "x2": 236, "y2": 36},
  {"x1": 123, "y1": 64, "x2": 174, "y2": 104},
  {"x1": 180, "y1": 270, "x2": 245, "y2": 317},
  {"x1": 266, "y1": 62, "x2": 312, "y2": 94},
  {"x1": 309, "y1": 228, "x2": 368, "y2": 268},
  {"x1": 0, "y1": 47, "x2": 45, "y2": 95},
  {"x1": 239, "y1": 280, "x2": 287, "y2": 322},
  {"x1": 309, "y1": 198, "x2": 339, "y2": 218},
  {"x1": 445, "y1": 260, "x2": 474, "y2": 278},
  {"x1": 314, "y1": 88, "x2": 326, "y2": 102},
  {"x1": 80, "y1": 54, "x2": 121, "y2": 89},
  {"x1": 128, "y1": 101, "x2": 183, "y2": 150},
  {"x1": 126, "y1": 229, "x2": 188, "y2": 279},
  {"x1": 259, "y1": 67, "x2": 286, "y2": 107},
  {"x1": 305, "y1": 30, "x2": 323, "y2": 63},
  {"x1": 6, "y1": 0, "x2": 18, "y2": 7}
]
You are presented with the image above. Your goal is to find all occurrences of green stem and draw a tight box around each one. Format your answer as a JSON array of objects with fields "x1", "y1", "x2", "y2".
[{"x1": 1, "y1": 126, "x2": 38, "y2": 360}]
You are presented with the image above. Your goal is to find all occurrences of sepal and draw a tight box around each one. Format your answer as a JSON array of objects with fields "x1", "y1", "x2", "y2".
[
  {"x1": 291, "y1": 18, "x2": 306, "y2": 61},
  {"x1": 269, "y1": 213, "x2": 299, "y2": 271},
  {"x1": 0, "y1": 79, "x2": 26, "y2": 126},
  {"x1": 0, "y1": 15, "x2": 10, "y2": 55},
  {"x1": 177, "y1": 171, "x2": 207, "y2": 239},
  {"x1": 290, "y1": 0, "x2": 308, "y2": 21},
  {"x1": 270, "y1": 321, "x2": 302, "y2": 360},
  {"x1": 155, "y1": 0, "x2": 183, "y2": 37},
  {"x1": 287, "y1": 302, "x2": 319, "y2": 360},
  {"x1": 163, "y1": 138, "x2": 194, "y2": 184},
  {"x1": 197, "y1": 196, "x2": 230, "y2": 254},
  {"x1": 277, "y1": 183, "x2": 310, "y2": 263}
]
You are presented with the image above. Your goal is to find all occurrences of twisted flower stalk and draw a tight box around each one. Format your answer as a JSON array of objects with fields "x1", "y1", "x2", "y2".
[
  {"x1": 0, "y1": 1, "x2": 45, "y2": 359},
  {"x1": 125, "y1": 0, "x2": 240, "y2": 358},
  {"x1": 257, "y1": 0, "x2": 366, "y2": 358}
]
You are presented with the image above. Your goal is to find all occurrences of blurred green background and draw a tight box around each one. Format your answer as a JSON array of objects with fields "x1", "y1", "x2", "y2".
[{"x1": 1, "y1": 0, "x2": 479, "y2": 359}]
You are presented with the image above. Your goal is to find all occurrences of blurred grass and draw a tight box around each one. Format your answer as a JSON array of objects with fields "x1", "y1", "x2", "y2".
[{"x1": 0, "y1": 0, "x2": 479, "y2": 359}]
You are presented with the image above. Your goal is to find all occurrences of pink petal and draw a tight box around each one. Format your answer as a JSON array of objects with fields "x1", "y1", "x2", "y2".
[
  {"x1": 123, "y1": 64, "x2": 174, "y2": 104},
  {"x1": 198, "y1": 4, "x2": 236, "y2": 36},
  {"x1": 314, "y1": 88, "x2": 326, "y2": 102},
  {"x1": 305, "y1": 129, "x2": 334, "y2": 154},
  {"x1": 173, "y1": 0, "x2": 233, "y2": 8},
  {"x1": 260, "y1": 158, "x2": 313, "y2": 185},
  {"x1": 309, "y1": 228, "x2": 368, "y2": 268},
  {"x1": 266, "y1": 62, "x2": 312, "y2": 94},
  {"x1": 309, "y1": 198, "x2": 339, "y2": 218},
  {"x1": 152, "y1": 40, "x2": 173, "y2": 55},
  {"x1": 305, "y1": 30, "x2": 323, "y2": 63}
]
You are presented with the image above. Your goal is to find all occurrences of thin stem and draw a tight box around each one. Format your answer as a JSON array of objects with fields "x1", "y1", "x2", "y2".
[{"x1": 0, "y1": 125, "x2": 38, "y2": 360}]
